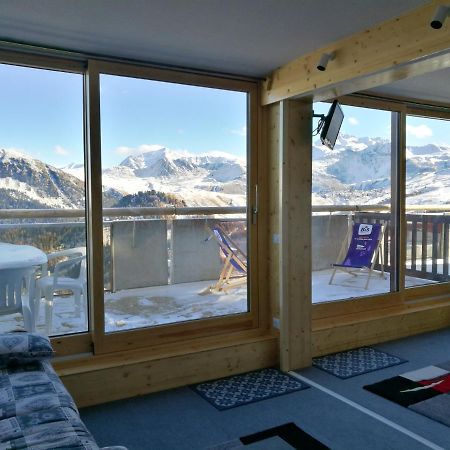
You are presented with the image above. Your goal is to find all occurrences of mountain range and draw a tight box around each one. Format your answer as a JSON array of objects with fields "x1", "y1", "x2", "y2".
[
  {"x1": 0, "y1": 136, "x2": 448, "y2": 211},
  {"x1": 312, "y1": 134, "x2": 450, "y2": 205},
  {"x1": 65, "y1": 146, "x2": 247, "y2": 207}
]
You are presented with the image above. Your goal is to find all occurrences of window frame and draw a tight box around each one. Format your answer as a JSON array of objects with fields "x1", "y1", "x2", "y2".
[
  {"x1": 0, "y1": 51, "x2": 90, "y2": 356},
  {"x1": 312, "y1": 94, "x2": 450, "y2": 322},
  {"x1": 86, "y1": 60, "x2": 262, "y2": 354},
  {"x1": 0, "y1": 50, "x2": 263, "y2": 356}
]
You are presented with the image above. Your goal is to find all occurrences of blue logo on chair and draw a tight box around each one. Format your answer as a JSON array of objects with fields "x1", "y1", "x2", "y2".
[{"x1": 358, "y1": 224, "x2": 373, "y2": 235}]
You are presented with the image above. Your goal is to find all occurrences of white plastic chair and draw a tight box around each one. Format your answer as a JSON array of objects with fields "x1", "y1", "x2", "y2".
[
  {"x1": 36, "y1": 248, "x2": 87, "y2": 335},
  {"x1": 0, "y1": 268, "x2": 35, "y2": 331}
]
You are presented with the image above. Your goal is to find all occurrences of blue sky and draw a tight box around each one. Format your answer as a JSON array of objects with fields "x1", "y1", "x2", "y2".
[
  {"x1": 0, "y1": 64, "x2": 84, "y2": 166},
  {"x1": 0, "y1": 64, "x2": 247, "y2": 168},
  {"x1": 1, "y1": 63, "x2": 449, "y2": 169}
]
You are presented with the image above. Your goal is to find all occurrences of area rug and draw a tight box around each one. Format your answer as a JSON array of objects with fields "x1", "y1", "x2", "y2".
[
  {"x1": 207, "y1": 422, "x2": 329, "y2": 449},
  {"x1": 312, "y1": 347, "x2": 407, "y2": 379},
  {"x1": 364, "y1": 361, "x2": 450, "y2": 427},
  {"x1": 192, "y1": 368, "x2": 309, "y2": 410}
]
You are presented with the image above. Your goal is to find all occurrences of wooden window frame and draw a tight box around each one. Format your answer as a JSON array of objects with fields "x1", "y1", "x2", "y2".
[
  {"x1": 0, "y1": 49, "x2": 266, "y2": 356},
  {"x1": 312, "y1": 94, "x2": 450, "y2": 322},
  {"x1": 86, "y1": 60, "x2": 263, "y2": 354}
]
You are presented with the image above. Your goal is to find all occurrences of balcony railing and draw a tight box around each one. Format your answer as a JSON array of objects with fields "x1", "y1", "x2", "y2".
[
  {"x1": 0, "y1": 206, "x2": 247, "y2": 293},
  {"x1": 1, "y1": 204, "x2": 449, "y2": 287},
  {"x1": 0, "y1": 206, "x2": 246, "y2": 220},
  {"x1": 313, "y1": 204, "x2": 450, "y2": 283}
]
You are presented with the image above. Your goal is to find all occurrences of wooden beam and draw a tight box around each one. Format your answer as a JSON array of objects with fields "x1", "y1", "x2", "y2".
[
  {"x1": 267, "y1": 103, "x2": 281, "y2": 322},
  {"x1": 312, "y1": 300, "x2": 450, "y2": 357},
  {"x1": 279, "y1": 99, "x2": 312, "y2": 371},
  {"x1": 56, "y1": 334, "x2": 277, "y2": 407},
  {"x1": 262, "y1": 0, "x2": 450, "y2": 105},
  {"x1": 85, "y1": 60, "x2": 105, "y2": 349}
]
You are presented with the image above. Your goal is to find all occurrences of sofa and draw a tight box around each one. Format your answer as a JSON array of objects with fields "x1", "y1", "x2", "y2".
[{"x1": 0, "y1": 332, "x2": 126, "y2": 450}]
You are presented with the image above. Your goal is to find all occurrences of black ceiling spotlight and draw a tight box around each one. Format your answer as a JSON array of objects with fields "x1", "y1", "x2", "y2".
[
  {"x1": 430, "y1": 5, "x2": 450, "y2": 29},
  {"x1": 316, "y1": 52, "x2": 335, "y2": 71}
]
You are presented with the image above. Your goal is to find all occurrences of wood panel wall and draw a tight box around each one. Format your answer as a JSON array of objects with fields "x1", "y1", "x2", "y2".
[
  {"x1": 57, "y1": 334, "x2": 277, "y2": 407},
  {"x1": 267, "y1": 103, "x2": 281, "y2": 321},
  {"x1": 266, "y1": 99, "x2": 313, "y2": 371}
]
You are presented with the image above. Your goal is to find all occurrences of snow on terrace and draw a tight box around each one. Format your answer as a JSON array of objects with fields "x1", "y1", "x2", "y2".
[
  {"x1": 0, "y1": 280, "x2": 248, "y2": 336},
  {"x1": 313, "y1": 268, "x2": 432, "y2": 303},
  {"x1": 0, "y1": 271, "x2": 436, "y2": 336}
]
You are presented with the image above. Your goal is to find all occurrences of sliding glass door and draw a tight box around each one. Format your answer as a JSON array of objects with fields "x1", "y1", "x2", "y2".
[
  {"x1": 405, "y1": 115, "x2": 450, "y2": 288},
  {"x1": 97, "y1": 69, "x2": 252, "y2": 336},
  {"x1": 311, "y1": 102, "x2": 394, "y2": 304}
]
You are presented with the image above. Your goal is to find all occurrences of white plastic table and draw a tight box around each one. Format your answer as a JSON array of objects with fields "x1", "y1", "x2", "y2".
[
  {"x1": 0, "y1": 243, "x2": 47, "y2": 269},
  {"x1": 0, "y1": 243, "x2": 47, "y2": 331}
]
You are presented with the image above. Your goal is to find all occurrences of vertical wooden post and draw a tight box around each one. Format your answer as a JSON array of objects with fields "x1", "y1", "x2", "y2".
[
  {"x1": 85, "y1": 60, "x2": 105, "y2": 350},
  {"x1": 279, "y1": 99, "x2": 312, "y2": 371},
  {"x1": 391, "y1": 111, "x2": 406, "y2": 294}
]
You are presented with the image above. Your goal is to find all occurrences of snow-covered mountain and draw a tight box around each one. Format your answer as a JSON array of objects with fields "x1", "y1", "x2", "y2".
[
  {"x1": 101, "y1": 147, "x2": 246, "y2": 207},
  {"x1": 63, "y1": 146, "x2": 246, "y2": 207},
  {"x1": 0, "y1": 149, "x2": 86, "y2": 209},
  {"x1": 0, "y1": 149, "x2": 120, "y2": 209},
  {"x1": 312, "y1": 134, "x2": 450, "y2": 205},
  {"x1": 2, "y1": 136, "x2": 449, "y2": 211}
]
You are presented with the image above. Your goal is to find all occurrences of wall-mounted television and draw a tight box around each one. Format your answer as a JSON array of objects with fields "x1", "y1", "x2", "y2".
[{"x1": 320, "y1": 100, "x2": 344, "y2": 150}]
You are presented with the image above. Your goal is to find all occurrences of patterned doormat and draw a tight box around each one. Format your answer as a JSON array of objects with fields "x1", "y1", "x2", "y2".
[
  {"x1": 208, "y1": 422, "x2": 329, "y2": 449},
  {"x1": 364, "y1": 361, "x2": 450, "y2": 427},
  {"x1": 312, "y1": 347, "x2": 407, "y2": 379},
  {"x1": 191, "y1": 368, "x2": 309, "y2": 410}
]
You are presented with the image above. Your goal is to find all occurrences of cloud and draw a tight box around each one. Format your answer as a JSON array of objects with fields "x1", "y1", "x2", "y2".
[
  {"x1": 348, "y1": 117, "x2": 359, "y2": 126},
  {"x1": 406, "y1": 124, "x2": 433, "y2": 139},
  {"x1": 230, "y1": 126, "x2": 247, "y2": 137},
  {"x1": 115, "y1": 144, "x2": 165, "y2": 156},
  {"x1": 54, "y1": 145, "x2": 70, "y2": 156},
  {"x1": 115, "y1": 146, "x2": 134, "y2": 156}
]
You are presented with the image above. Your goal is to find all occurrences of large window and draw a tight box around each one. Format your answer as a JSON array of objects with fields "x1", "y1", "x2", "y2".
[
  {"x1": 311, "y1": 103, "x2": 393, "y2": 303},
  {"x1": 312, "y1": 101, "x2": 450, "y2": 309},
  {"x1": 0, "y1": 56, "x2": 258, "y2": 354},
  {"x1": 98, "y1": 73, "x2": 250, "y2": 333},
  {"x1": 405, "y1": 115, "x2": 450, "y2": 288},
  {"x1": 0, "y1": 63, "x2": 87, "y2": 337}
]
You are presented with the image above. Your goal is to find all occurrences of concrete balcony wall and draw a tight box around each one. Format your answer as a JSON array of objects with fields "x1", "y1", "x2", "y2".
[
  {"x1": 111, "y1": 220, "x2": 169, "y2": 292},
  {"x1": 110, "y1": 218, "x2": 225, "y2": 290},
  {"x1": 312, "y1": 214, "x2": 349, "y2": 270},
  {"x1": 108, "y1": 215, "x2": 349, "y2": 290},
  {"x1": 171, "y1": 219, "x2": 223, "y2": 284}
]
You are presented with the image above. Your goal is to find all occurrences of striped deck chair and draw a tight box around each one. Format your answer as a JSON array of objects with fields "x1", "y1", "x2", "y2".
[
  {"x1": 202, "y1": 225, "x2": 247, "y2": 294},
  {"x1": 329, "y1": 222, "x2": 385, "y2": 290}
]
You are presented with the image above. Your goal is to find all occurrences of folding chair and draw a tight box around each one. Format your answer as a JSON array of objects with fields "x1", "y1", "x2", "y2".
[
  {"x1": 329, "y1": 222, "x2": 385, "y2": 290},
  {"x1": 201, "y1": 225, "x2": 247, "y2": 294}
]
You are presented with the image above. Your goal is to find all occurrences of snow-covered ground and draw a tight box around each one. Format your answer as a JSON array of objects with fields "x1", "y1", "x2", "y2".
[
  {"x1": 0, "y1": 280, "x2": 248, "y2": 336},
  {"x1": 312, "y1": 268, "x2": 433, "y2": 303},
  {"x1": 0, "y1": 272, "x2": 436, "y2": 336}
]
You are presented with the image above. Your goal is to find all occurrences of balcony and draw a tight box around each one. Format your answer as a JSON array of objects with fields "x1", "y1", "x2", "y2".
[
  {"x1": 0, "y1": 205, "x2": 448, "y2": 335},
  {"x1": 0, "y1": 206, "x2": 248, "y2": 336}
]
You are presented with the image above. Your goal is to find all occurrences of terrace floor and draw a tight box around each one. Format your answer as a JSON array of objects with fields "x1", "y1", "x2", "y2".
[
  {"x1": 312, "y1": 268, "x2": 433, "y2": 303},
  {"x1": 0, "y1": 270, "x2": 436, "y2": 336}
]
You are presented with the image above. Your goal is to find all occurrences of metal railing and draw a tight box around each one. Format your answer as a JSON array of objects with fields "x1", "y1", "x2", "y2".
[
  {"x1": 1, "y1": 204, "x2": 449, "y2": 284},
  {"x1": 0, "y1": 206, "x2": 248, "y2": 292},
  {"x1": 0, "y1": 206, "x2": 246, "y2": 220}
]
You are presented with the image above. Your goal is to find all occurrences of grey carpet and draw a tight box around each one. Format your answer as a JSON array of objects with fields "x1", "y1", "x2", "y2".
[{"x1": 81, "y1": 328, "x2": 450, "y2": 450}]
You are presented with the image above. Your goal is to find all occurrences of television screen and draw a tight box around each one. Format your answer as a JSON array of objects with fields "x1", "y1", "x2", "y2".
[{"x1": 320, "y1": 100, "x2": 344, "y2": 150}]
